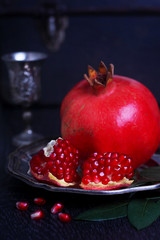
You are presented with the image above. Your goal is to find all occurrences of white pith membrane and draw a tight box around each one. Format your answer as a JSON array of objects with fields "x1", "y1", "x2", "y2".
[
  {"x1": 43, "y1": 138, "x2": 63, "y2": 157},
  {"x1": 80, "y1": 177, "x2": 134, "y2": 190}
]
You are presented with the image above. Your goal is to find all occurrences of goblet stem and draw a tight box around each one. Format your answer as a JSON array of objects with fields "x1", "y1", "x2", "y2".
[
  {"x1": 22, "y1": 110, "x2": 33, "y2": 135},
  {"x1": 12, "y1": 108, "x2": 42, "y2": 147}
]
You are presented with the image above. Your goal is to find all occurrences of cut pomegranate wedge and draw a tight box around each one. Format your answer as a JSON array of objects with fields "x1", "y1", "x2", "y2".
[
  {"x1": 30, "y1": 138, "x2": 80, "y2": 187},
  {"x1": 80, "y1": 152, "x2": 134, "y2": 190}
]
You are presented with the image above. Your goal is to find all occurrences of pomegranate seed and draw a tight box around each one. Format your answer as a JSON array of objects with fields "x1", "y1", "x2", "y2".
[
  {"x1": 93, "y1": 175, "x2": 100, "y2": 184},
  {"x1": 57, "y1": 166, "x2": 64, "y2": 175},
  {"x1": 59, "y1": 153, "x2": 65, "y2": 160},
  {"x1": 82, "y1": 175, "x2": 91, "y2": 185},
  {"x1": 104, "y1": 165, "x2": 111, "y2": 175},
  {"x1": 126, "y1": 172, "x2": 134, "y2": 179},
  {"x1": 64, "y1": 174, "x2": 73, "y2": 183},
  {"x1": 122, "y1": 165, "x2": 133, "y2": 175},
  {"x1": 92, "y1": 160, "x2": 99, "y2": 168},
  {"x1": 50, "y1": 166, "x2": 57, "y2": 175},
  {"x1": 92, "y1": 168, "x2": 98, "y2": 175},
  {"x1": 62, "y1": 161, "x2": 67, "y2": 168},
  {"x1": 47, "y1": 161, "x2": 54, "y2": 168},
  {"x1": 65, "y1": 139, "x2": 69, "y2": 145},
  {"x1": 34, "y1": 198, "x2": 46, "y2": 205},
  {"x1": 99, "y1": 171, "x2": 105, "y2": 178},
  {"x1": 105, "y1": 152, "x2": 112, "y2": 158},
  {"x1": 67, "y1": 146, "x2": 72, "y2": 152},
  {"x1": 65, "y1": 167, "x2": 71, "y2": 173},
  {"x1": 60, "y1": 142, "x2": 67, "y2": 148},
  {"x1": 102, "y1": 177, "x2": 109, "y2": 185},
  {"x1": 112, "y1": 158, "x2": 119, "y2": 166},
  {"x1": 55, "y1": 159, "x2": 61, "y2": 166},
  {"x1": 58, "y1": 213, "x2": 71, "y2": 223},
  {"x1": 114, "y1": 166, "x2": 121, "y2": 172},
  {"x1": 93, "y1": 152, "x2": 98, "y2": 157},
  {"x1": 65, "y1": 156, "x2": 70, "y2": 162},
  {"x1": 51, "y1": 202, "x2": 64, "y2": 214},
  {"x1": 68, "y1": 162, "x2": 73, "y2": 168},
  {"x1": 83, "y1": 162, "x2": 92, "y2": 170},
  {"x1": 98, "y1": 154, "x2": 104, "y2": 159},
  {"x1": 105, "y1": 158, "x2": 111, "y2": 165},
  {"x1": 126, "y1": 158, "x2": 132, "y2": 166},
  {"x1": 119, "y1": 154, "x2": 127, "y2": 162},
  {"x1": 99, "y1": 158, "x2": 105, "y2": 165},
  {"x1": 51, "y1": 151, "x2": 57, "y2": 158},
  {"x1": 69, "y1": 152, "x2": 74, "y2": 159},
  {"x1": 56, "y1": 147, "x2": 63, "y2": 154},
  {"x1": 16, "y1": 201, "x2": 29, "y2": 211},
  {"x1": 112, "y1": 173, "x2": 123, "y2": 181},
  {"x1": 111, "y1": 152, "x2": 119, "y2": 158},
  {"x1": 56, "y1": 138, "x2": 62, "y2": 144},
  {"x1": 98, "y1": 166, "x2": 104, "y2": 172},
  {"x1": 57, "y1": 173, "x2": 64, "y2": 180},
  {"x1": 31, "y1": 210, "x2": 45, "y2": 220}
]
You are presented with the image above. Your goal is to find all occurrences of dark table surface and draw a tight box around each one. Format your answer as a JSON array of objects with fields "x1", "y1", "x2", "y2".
[{"x1": 1, "y1": 103, "x2": 160, "y2": 240}]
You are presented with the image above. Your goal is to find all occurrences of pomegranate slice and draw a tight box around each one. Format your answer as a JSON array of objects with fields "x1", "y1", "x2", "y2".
[
  {"x1": 80, "y1": 152, "x2": 134, "y2": 190},
  {"x1": 30, "y1": 138, "x2": 80, "y2": 187}
]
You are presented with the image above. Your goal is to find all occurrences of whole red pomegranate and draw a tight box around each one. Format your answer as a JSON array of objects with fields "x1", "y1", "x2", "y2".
[{"x1": 60, "y1": 62, "x2": 160, "y2": 169}]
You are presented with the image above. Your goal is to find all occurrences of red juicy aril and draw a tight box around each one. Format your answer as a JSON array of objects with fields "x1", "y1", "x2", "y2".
[
  {"x1": 34, "y1": 198, "x2": 46, "y2": 205},
  {"x1": 16, "y1": 201, "x2": 29, "y2": 211},
  {"x1": 58, "y1": 213, "x2": 71, "y2": 223},
  {"x1": 30, "y1": 138, "x2": 80, "y2": 187},
  {"x1": 31, "y1": 210, "x2": 45, "y2": 220},
  {"x1": 61, "y1": 62, "x2": 160, "y2": 169},
  {"x1": 80, "y1": 152, "x2": 134, "y2": 190},
  {"x1": 51, "y1": 202, "x2": 64, "y2": 214}
]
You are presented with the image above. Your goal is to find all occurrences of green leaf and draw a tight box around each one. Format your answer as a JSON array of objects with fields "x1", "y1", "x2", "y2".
[
  {"x1": 75, "y1": 200, "x2": 128, "y2": 221},
  {"x1": 128, "y1": 198, "x2": 160, "y2": 230},
  {"x1": 139, "y1": 167, "x2": 160, "y2": 182}
]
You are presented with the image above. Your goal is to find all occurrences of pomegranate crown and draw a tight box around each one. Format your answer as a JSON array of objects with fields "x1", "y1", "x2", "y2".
[{"x1": 84, "y1": 61, "x2": 114, "y2": 88}]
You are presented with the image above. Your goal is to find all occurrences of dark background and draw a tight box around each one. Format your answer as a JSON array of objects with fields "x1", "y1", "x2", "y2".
[
  {"x1": 1, "y1": 1, "x2": 160, "y2": 239},
  {"x1": 0, "y1": 0, "x2": 160, "y2": 105}
]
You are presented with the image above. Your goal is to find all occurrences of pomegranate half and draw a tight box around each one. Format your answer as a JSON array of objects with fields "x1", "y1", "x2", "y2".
[
  {"x1": 30, "y1": 138, "x2": 80, "y2": 187},
  {"x1": 61, "y1": 62, "x2": 160, "y2": 169},
  {"x1": 80, "y1": 152, "x2": 134, "y2": 190}
]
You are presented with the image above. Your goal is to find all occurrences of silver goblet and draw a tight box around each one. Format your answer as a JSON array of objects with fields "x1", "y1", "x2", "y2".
[{"x1": 1, "y1": 51, "x2": 47, "y2": 147}]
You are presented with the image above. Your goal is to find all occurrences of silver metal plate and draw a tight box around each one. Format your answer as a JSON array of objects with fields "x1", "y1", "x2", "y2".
[{"x1": 8, "y1": 138, "x2": 160, "y2": 195}]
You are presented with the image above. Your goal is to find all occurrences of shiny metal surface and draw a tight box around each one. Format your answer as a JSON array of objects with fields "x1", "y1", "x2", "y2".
[
  {"x1": 8, "y1": 138, "x2": 160, "y2": 196},
  {"x1": 1, "y1": 51, "x2": 47, "y2": 105}
]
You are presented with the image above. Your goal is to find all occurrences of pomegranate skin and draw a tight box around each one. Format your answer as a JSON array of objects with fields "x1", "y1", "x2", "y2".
[{"x1": 60, "y1": 75, "x2": 160, "y2": 169}]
